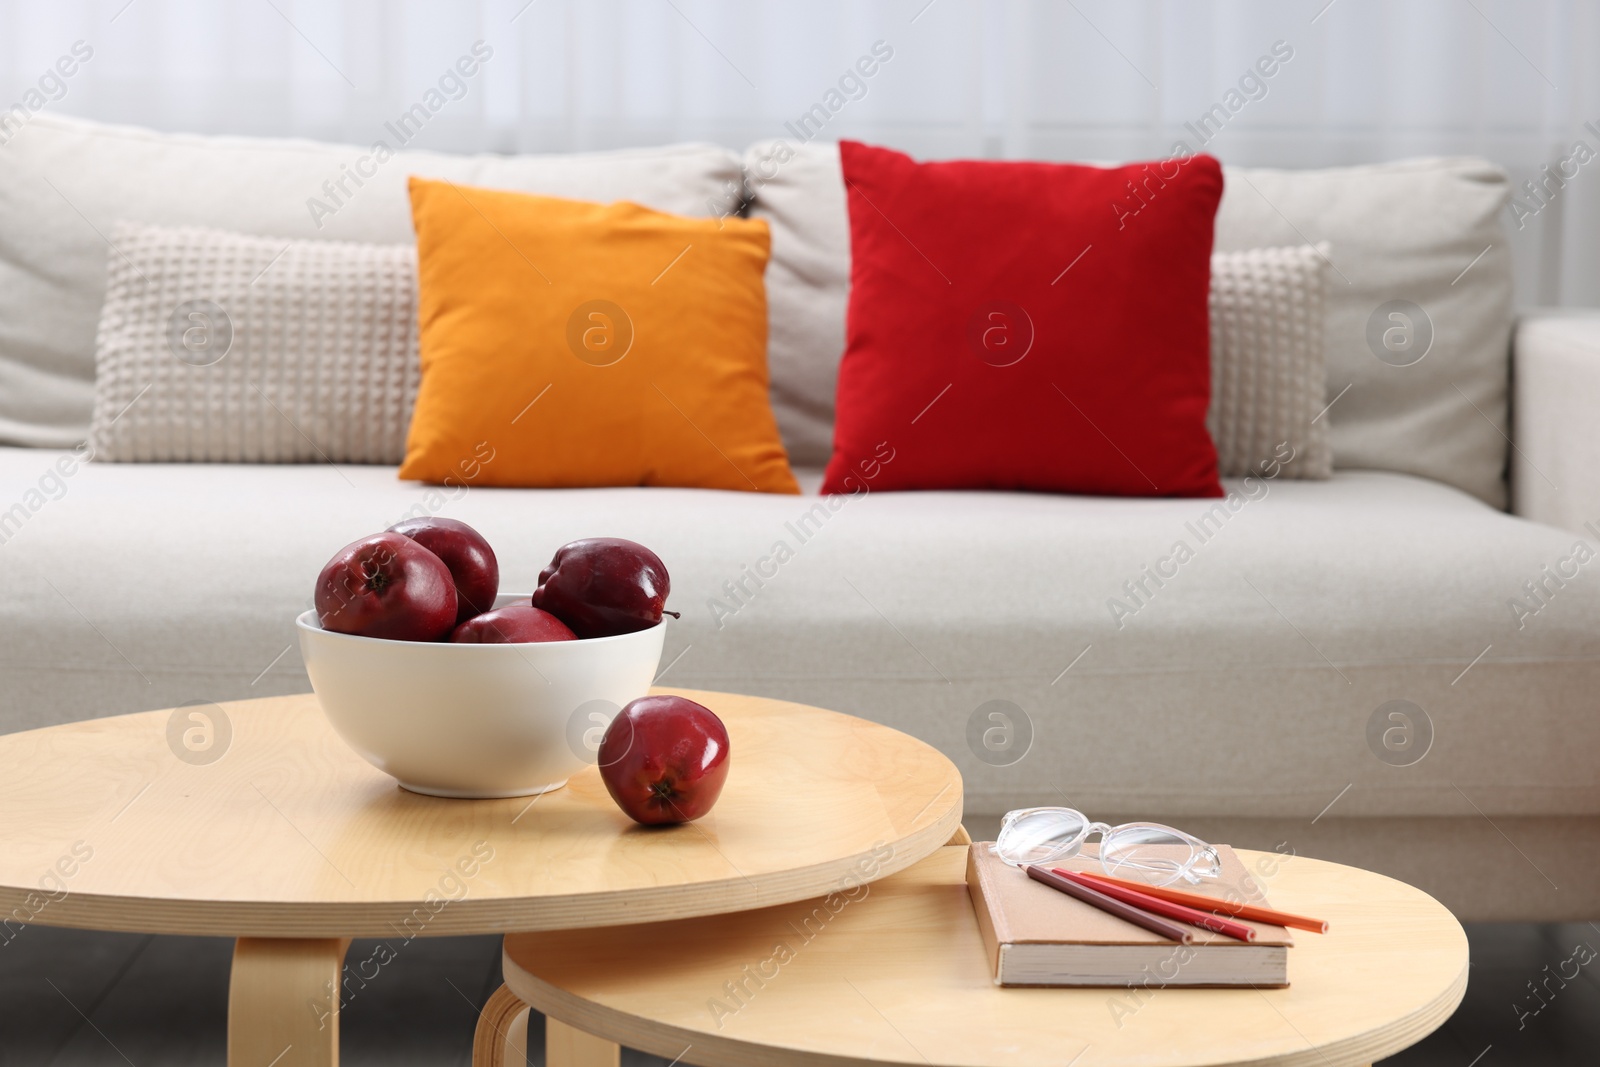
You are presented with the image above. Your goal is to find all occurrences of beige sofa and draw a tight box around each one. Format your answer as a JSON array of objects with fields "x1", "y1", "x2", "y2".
[{"x1": 0, "y1": 114, "x2": 1595, "y2": 920}]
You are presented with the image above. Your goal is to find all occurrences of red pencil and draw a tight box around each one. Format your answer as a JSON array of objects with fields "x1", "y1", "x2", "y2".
[
  {"x1": 1074, "y1": 870, "x2": 1329, "y2": 934},
  {"x1": 1025, "y1": 865, "x2": 1194, "y2": 943},
  {"x1": 1053, "y1": 868, "x2": 1257, "y2": 942}
]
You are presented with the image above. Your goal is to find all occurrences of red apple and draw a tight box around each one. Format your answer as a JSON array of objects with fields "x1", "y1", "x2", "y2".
[
  {"x1": 532, "y1": 538, "x2": 678, "y2": 639},
  {"x1": 597, "y1": 695, "x2": 730, "y2": 825},
  {"x1": 450, "y1": 604, "x2": 576, "y2": 643},
  {"x1": 388, "y1": 517, "x2": 499, "y2": 625},
  {"x1": 315, "y1": 532, "x2": 457, "y2": 641}
]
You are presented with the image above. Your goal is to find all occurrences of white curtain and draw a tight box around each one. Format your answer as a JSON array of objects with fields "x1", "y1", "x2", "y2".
[{"x1": 2, "y1": 0, "x2": 1596, "y2": 304}]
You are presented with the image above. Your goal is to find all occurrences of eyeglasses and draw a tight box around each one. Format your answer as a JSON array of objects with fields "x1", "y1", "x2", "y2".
[{"x1": 994, "y1": 806, "x2": 1221, "y2": 886}]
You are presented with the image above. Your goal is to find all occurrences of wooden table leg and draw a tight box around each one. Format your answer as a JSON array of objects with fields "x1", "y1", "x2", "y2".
[
  {"x1": 228, "y1": 937, "x2": 351, "y2": 1067},
  {"x1": 548, "y1": 1017, "x2": 621, "y2": 1067},
  {"x1": 472, "y1": 984, "x2": 531, "y2": 1067}
]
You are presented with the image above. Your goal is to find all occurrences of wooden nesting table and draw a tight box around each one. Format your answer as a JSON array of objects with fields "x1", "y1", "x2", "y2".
[
  {"x1": 0, "y1": 689, "x2": 963, "y2": 1066},
  {"x1": 487, "y1": 845, "x2": 1469, "y2": 1067}
]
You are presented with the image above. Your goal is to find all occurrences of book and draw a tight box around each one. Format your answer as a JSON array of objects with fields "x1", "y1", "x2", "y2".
[{"x1": 966, "y1": 842, "x2": 1292, "y2": 987}]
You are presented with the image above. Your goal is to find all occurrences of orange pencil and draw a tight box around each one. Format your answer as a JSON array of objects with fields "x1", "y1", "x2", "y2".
[{"x1": 1075, "y1": 871, "x2": 1329, "y2": 933}]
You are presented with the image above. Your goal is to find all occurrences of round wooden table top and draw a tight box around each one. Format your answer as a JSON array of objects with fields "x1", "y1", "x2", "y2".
[
  {"x1": 0, "y1": 689, "x2": 962, "y2": 938},
  {"x1": 502, "y1": 846, "x2": 1468, "y2": 1067}
]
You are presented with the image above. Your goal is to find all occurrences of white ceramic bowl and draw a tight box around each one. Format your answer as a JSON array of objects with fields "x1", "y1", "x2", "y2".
[{"x1": 296, "y1": 595, "x2": 665, "y2": 798}]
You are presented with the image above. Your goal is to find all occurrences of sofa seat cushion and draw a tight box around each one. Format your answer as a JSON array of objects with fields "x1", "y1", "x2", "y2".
[{"x1": 0, "y1": 449, "x2": 1592, "y2": 822}]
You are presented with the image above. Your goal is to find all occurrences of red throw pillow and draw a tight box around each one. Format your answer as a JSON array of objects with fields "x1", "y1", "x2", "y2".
[{"x1": 822, "y1": 141, "x2": 1225, "y2": 497}]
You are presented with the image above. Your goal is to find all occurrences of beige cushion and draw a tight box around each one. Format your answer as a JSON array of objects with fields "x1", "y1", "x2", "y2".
[
  {"x1": 743, "y1": 142, "x2": 849, "y2": 468},
  {"x1": 1208, "y1": 244, "x2": 1330, "y2": 478},
  {"x1": 0, "y1": 112, "x2": 742, "y2": 449},
  {"x1": 1215, "y1": 158, "x2": 1514, "y2": 507},
  {"x1": 90, "y1": 223, "x2": 418, "y2": 463},
  {"x1": 745, "y1": 143, "x2": 1513, "y2": 503},
  {"x1": 0, "y1": 450, "x2": 1592, "y2": 823}
]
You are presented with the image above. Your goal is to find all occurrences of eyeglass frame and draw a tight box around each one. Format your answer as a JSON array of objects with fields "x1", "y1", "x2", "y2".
[{"x1": 993, "y1": 805, "x2": 1222, "y2": 886}]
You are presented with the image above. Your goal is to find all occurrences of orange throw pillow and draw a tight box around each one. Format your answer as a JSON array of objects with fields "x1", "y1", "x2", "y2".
[{"x1": 400, "y1": 177, "x2": 798, "y2": 494}]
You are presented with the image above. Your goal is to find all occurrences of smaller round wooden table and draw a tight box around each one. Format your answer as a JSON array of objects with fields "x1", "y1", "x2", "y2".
[
  {"x1": 0, "y1": 689, "x2": 962, "y2": 1067},
  {"x1": 483, "y1": 845, "x2": 1468, "y2": 1067}
]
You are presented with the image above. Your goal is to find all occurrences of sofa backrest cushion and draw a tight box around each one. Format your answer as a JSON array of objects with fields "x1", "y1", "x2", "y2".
[
  {"x1": 743, "y1": 141, "x2": 850, "y2": 469},
  {"x1": 746, "y1": 142, "x2": 1515, "y2": 505},
  {"x1": 0, "y1": 113, "x2": 742, "y2": 450},
  {"x1": 1214, "y1": 158, "x2": 1513, "y2": 507}
]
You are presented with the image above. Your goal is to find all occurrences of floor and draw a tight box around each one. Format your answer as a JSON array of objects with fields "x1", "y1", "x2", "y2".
[{"x1": 0, "y1": 923, "x2": 1595, "y2": 1066}]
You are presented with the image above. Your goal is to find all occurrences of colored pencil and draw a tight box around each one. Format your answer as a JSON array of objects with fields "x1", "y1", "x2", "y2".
[
  {"x1": 1074, "y1": 870, "x2": 1329, "y2": 934},
  {"x1": 1025, "y1": 865, "x2": 1194, "y2": 943},
  {"x1": 1053, "y1": 868, "x2": 1256, "y2": 942}
]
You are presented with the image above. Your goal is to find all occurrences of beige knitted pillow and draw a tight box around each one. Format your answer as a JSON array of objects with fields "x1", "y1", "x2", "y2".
[
  {"x1": 1208, "y1": 244, "x2": 1332, "y2": 479},
  {"x1": 89, "y1": 222, "x2": 418, "y2": 463}
]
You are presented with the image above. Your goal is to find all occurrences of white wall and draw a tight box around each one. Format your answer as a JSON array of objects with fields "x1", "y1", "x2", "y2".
[{"x1": 1, "y1": 0, "x2": 1596, "y2": 305}]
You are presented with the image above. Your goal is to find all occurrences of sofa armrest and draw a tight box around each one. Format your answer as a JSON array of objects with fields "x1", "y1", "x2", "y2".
[{"x1": 1512, "y1": 310, "x2": 1600, "y2": 532}]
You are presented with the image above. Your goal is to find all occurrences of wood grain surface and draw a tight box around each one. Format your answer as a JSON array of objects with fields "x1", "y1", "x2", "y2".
[
  {"x1": 0, "y1": 689, "x2": 962, "y2": 937},
  {"x1": 500, "y1": 846, "x2": 1468, "y2": 1067}
]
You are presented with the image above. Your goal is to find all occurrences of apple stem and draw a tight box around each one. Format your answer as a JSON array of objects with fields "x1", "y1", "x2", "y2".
[{"x1": 663, "y1": 610, "x2": 681, "y2": 620}]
